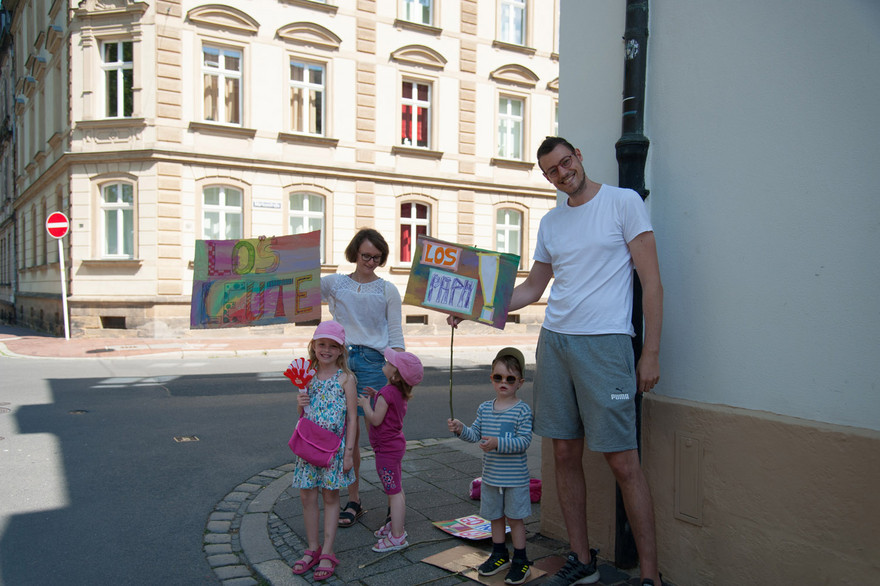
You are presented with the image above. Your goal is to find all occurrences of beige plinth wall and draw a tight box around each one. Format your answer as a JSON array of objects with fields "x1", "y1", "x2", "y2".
[{"x1": 539, "y1": 394, "x2": 880, "y2": 585}]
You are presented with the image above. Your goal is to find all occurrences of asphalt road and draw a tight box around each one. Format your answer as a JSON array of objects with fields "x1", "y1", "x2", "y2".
[{"x1": 0, "y1": 355, "x2": 501, "y2": 585}]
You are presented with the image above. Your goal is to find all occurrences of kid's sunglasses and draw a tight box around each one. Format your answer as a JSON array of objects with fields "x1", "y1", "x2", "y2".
[{"x1": 491, "y1": 374, "x2": 519, "y2": 384}]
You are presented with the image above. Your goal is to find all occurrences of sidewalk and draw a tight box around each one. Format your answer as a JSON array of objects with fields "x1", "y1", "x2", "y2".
[
  {"x1": 207, "y1": 438, "x2": 650, "y2": 586},
  {"x1": 0, "y1": 324, "x2": 657, "y2": 585},
  {"x1": 0, "y1": 324, "x2": 540, "y2": 369}
]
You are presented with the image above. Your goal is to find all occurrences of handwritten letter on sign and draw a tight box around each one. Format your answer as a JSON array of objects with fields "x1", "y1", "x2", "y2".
[
  {"x1": 404, "y1": 236, "x2": 519, "y2": 330},
  {"x1": 190, "y1": 232, "x2": 321, "y2": 329}
]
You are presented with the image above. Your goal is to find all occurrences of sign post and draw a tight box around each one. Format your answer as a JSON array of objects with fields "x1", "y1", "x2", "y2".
[{"x1": 46, "y1": 212, "x2": 70, "y2": 340}]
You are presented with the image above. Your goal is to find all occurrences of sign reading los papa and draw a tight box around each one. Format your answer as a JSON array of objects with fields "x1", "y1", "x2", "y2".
[
  {"x1": 404, "y1": 235, "x2": 520, "y2": 330},
  {"x1": 190, "y1": 232, "x2": 321, "y2": 329}
]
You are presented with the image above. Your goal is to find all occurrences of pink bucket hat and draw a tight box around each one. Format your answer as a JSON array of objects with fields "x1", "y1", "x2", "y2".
[
  {"x1": 313, "y1": 320, "x2": 345, "y2": 346},
  {"x1": 384, "y1": 347, "x2": 424, "y2": 386}
]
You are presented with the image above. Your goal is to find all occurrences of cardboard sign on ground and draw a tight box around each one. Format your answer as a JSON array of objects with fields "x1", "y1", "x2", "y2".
[
  {"x1": 432, "y1": 515, "x2": 509, "y2": 540},
  {"x1": 421, "y1": 544, "x2": 547, "y2": 584}
]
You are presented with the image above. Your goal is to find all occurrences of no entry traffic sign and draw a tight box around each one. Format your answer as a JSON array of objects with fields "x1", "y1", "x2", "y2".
[{"x1": 46, "y1": 212, "x2": 69, "y2": 239}]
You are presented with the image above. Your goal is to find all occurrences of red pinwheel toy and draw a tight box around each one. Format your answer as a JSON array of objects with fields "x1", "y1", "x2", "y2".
[{"x1": 284, "y1": 357, "x2": 316, "y2": 390}]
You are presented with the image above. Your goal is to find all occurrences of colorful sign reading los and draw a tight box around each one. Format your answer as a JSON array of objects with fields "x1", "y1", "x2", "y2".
[
  {"x1": 190, "y1": 232, "x2": 321, "y2": 329},
  {"x1": 404, "y1": 235, "x2": 520, "y2": 329}
]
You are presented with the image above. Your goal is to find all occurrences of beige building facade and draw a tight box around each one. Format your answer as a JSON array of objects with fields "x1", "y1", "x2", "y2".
[{"x1": 2, "y1": 0, "x2": 559, "y2": 337}]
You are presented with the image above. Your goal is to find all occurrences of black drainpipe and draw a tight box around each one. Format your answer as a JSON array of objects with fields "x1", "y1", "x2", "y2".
[{"x1": 614, "y1": 0, "x2": 650, "y2": 570}]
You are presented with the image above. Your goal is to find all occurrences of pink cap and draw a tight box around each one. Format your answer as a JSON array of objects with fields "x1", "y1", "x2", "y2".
[
  {"x1": 313, "y1": 320, "x2": 345, "y2": 346},
  {"x1": 384, "y1": 347, "x2": 423, "y2": 386}
]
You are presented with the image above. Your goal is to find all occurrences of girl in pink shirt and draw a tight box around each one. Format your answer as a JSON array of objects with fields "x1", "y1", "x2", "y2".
[{"x1": 358, "y1": 348, "x2": 423, "y2": 552}]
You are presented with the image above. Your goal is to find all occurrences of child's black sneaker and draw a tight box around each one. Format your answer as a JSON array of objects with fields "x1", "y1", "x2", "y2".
[
  {"x1": 542, "y1": 549, "x2": 600, "y2": 585},
  {"x1": 504, "y1": 559, "x2": 531, "y2": 584},
  {"x1": 478, "y1": 551, "x2": 510, "y2": 576}
]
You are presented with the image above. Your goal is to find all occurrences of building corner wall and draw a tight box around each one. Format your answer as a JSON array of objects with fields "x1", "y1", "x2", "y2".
[{"x1": 540, "y1": 396, "x2": 880, "y2": 584}]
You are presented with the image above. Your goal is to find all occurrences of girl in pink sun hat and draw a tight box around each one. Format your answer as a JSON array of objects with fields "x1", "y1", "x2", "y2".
[
  {"x1": 290, "y1": 320, "x2": 357, "y2": 580},
  {"x1": 358, "y1": 348, "x2": 423, "y2": 552}
]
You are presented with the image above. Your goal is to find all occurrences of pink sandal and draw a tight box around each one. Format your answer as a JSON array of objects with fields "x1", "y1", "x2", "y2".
[
  {"x1": 372, "y1": 531, "x2": 408, "y2": 552},
  {"x1": 373, "y1": 520, "x2": 392, "y2": 538},
  {"x1": 291, "y1": 546, "x2": 322, "y2": 575},
  {"x1": 313, "y1": 553, "x2": 339, "y2": 581}
]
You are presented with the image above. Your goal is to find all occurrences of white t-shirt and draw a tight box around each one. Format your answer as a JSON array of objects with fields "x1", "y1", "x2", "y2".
[
  {"x1": 533, "y1": 184, "x2": 653, "y2": 336},
  {"x1": 320, "y1": 273, "x2": 405, "y2": 351}
]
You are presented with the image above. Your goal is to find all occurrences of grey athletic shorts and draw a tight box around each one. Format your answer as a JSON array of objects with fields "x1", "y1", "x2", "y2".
[
  {"x1": 480, "y1": 482, "x2": 531, "y2": 521},
  {"x1": 533, "y1": 328, "x2": 637, "y2": 452}
]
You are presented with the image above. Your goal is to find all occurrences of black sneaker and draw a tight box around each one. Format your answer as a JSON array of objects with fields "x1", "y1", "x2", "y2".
[
  {"x1": 542, "y1": 549, "x2": 599, "y2": 585},
  {"x1": 504, "y1": 559, "x2": 531, "y2": 584},
  {"x1": 478, "y1": 551, "x2": 510, "y2": 576}
]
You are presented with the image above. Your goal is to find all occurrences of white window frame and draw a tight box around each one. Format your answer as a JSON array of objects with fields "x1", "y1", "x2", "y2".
[
  {"x1": 401, "y1": 79, "x2": 432, "y2": 148},
  {"x1": 101, "y1": 40, "x2": 133, "y2": 118},
  {"x1": 202, "y1": 185, "x2": 244, "y2": 240},
  {"x1": 288, "y1": 192, "x2": 326, "y2": 262},
  {"x1": 402, "y1": 0, "x2": 433, "y2": 26},
  {"x1": 498, "y1": 95, "x2": 524, "y2": 160},
  {"x1": 554, "y1": 100, "x2": 559, "y2": 137},
  {"x1": 202, "y1": 45, "x2": 242, "y2": 125},
  {"x1": 495, "y1": 208, "x2": 522, "y2": 257},
  {"x1": 289, "y1": 60, "x2": 326, "y2": 135},
  {"x1": 399, "y1": 201, "x2": 431, "y2": 263},
  {"x1": 499, "y1": 0, "x2": 526, "y2": 45},
  {"x1": 101, "y1": 182, "x2": 135, "y2": 258}
]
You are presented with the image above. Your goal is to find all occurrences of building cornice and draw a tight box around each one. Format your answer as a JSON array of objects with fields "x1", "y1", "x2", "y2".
[{"x1": 35, "y1": 149, "x2": 558, "y2": 200}]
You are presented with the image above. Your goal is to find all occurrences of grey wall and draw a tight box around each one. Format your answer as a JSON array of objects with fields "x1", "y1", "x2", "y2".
[{"x1": 560, "y1": 0, "x2": 880, "y2": 430}]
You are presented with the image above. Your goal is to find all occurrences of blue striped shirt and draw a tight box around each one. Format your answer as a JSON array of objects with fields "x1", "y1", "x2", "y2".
[{"x1": 458, "y1": 399, "x2": 532, "y2": 487}]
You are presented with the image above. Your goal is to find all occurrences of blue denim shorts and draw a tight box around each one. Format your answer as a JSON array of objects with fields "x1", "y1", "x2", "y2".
[{"x1": 347, "y1": 345, "x2": 388, "y2": 416}]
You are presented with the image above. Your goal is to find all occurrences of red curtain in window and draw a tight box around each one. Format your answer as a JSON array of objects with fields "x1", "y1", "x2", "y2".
[
  {"x1": 401, "y1": 224, "x2": 412, "y2": 262},
  {"x1": 417, "y1": 107, "x2": 427, "y2": 147},
  {"x1": 402, "y1": 105, "x2": 412, "y2": 144}
]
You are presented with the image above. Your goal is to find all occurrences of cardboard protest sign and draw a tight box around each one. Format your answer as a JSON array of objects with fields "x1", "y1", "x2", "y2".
[
  {"x1": 432, "y1": 515, "x2": 510, "y2": 540},
  {"x1": 404, "y1": 236, "x2": 520, "y2": 329},
  {"x1": 190, "y1": 232, "x2": 321, "y2": 329}
]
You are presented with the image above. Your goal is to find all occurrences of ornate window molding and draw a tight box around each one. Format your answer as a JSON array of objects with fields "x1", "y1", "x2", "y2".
[
  {"x1": 186, "y1": 5, "x2": 260, "y2": 36},
  {"x1": 73, "y1": 0, "x2": 149, "y2": 20},
  {"x1": 277, "y1": 22, "x2": 342, "y2": 51},
  {"x1": 490, "y1": 64, "x2": 539, "y2": 89},
  {"x1": 391, "y1": 45, "x2": 447, "y2": 71},
  {"x1": 279, "y1": 0, "x2": 338, "y2": 15}
]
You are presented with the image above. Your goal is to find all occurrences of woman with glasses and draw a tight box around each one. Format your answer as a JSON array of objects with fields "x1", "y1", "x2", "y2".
[{"x1": 320, "y1": 228, "x2": 405, "y2": 528}]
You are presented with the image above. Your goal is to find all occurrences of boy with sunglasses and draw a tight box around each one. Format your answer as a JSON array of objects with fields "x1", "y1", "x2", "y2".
[{"x1": 447, "y1": 347, "x2": 533, "y2": 585}]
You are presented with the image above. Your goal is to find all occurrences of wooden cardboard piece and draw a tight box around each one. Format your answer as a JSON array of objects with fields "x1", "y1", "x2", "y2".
[{"x1": 421, "y1": 544, "x2": 546, "y2": 584}]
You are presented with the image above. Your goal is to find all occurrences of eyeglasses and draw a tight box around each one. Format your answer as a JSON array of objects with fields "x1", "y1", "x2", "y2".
[
  {"x1": 360, "y1": 252, "x2": 382, "y2": 264},
  {"x1": 543, "y1": 154, "x2": 574, "y2": 180},
  {"x1": 491, "y1": 374, "x2": 519, "y2": 384}
]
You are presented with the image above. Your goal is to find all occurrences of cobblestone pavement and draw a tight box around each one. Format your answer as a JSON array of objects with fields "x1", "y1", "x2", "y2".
[{"x1": 204, "y1": 438, "x2": 670, "y2": 586}]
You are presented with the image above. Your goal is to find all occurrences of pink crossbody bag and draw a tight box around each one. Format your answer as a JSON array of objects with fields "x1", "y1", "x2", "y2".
[{"x1": 288, "y1": 417, "x2": 342, "y2": 468}]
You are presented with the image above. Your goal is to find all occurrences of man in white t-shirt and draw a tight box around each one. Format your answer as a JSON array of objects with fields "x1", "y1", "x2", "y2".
[{"x1": 512, "y1": 137, "x2": 664, "y2": 586}]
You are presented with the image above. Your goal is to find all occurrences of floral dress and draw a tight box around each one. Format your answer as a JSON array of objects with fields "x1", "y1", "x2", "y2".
[{"x1": 291, "y1": 369, "x2": 355, "y2": 490}]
